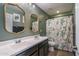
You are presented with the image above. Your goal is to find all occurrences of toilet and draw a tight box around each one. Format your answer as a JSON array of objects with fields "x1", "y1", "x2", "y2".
[{"x1": 48, "y1": 41, "x2": 56, "y2": 52}]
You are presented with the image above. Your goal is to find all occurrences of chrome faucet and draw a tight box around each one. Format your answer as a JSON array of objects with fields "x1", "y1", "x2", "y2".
[
  {"x1": 15, "y1": 39, "x2": 21, "y2": 43},
  {"x1": 34, "y1": 34, "x2": 40, "y2": 40},
  {"x1": 34, "y1": 35, "x2": 38, "y2": 38}
]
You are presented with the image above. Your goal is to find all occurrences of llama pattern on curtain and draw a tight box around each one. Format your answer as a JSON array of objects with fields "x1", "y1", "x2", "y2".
[{"x1": 46, "y1": 16, "x2": 73, "y2": 52}]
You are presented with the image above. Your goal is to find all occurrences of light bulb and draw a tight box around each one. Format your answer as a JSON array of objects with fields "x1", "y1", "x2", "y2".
[
  {"x1": 32, "y1": 5, "x2": 35, "y2": 8},
  {"x1": 28, "y1": 3, "x2": 32, "y2": 6},
  {"x1": 57, "y1": 10, "x2": 59, "y2": 13}
]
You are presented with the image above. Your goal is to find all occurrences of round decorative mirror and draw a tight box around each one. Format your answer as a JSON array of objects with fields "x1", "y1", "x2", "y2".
[{"x1": 4, "y1": 3, "x2": 25, "y2": 33}]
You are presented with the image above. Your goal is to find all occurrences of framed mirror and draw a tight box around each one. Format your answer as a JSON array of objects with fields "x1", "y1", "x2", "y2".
[
  {"x1": 30, "y1": 14, "x2": 39, "y2": 32},
  {"x1": 4, "y1": 3, "x2": 25, "y2": 33}
]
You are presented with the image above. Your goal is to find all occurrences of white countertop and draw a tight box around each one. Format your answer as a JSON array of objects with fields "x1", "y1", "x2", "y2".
[{"x1": 0, "y1": 36, "x2": 48, "y2": 56}]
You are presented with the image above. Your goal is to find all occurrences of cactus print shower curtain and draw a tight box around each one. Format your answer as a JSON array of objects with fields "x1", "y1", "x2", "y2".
[{"x1": 46, "y1": 16, "x2": 73, "y2": 52}]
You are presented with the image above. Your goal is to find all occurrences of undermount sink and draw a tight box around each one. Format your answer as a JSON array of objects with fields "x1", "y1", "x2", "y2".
[
  {"x1": 11, "y1": 41, "x2": 29, "y2": 49},
  {"x1": 11, "y1": 38, "x2": 39, "y2": 50},
  {"x1": 1, "y1": 36, "x2": 45, "y2": 50}
]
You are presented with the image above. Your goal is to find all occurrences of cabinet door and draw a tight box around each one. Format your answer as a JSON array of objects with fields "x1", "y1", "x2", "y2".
[
  {"x1": 44, "y1": 43, "x2": 48, "y2": 56},
  {"x1": 30, "y1": 51, "x2": 38, "y2": 56},
  {"x1": 39, "y1": 44, "x2": 48, "y2": 56},
  {"x1": 39, "y1": 47, "x2": 44, "y2": 56},
  {"x1": 38, "y1": 40, "x2": 48, "y2": 56}
]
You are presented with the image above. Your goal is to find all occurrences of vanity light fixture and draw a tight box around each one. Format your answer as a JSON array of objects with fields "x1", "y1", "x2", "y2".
[
  {"x1": 28, "y1": 3, "x2": 32, "y2": 6},
  {"x1": 28, "y1": 3, "x2": 35, "y2": 8},
  {"x1": 32, "y1": 5, "x2": 35, "y2": 8}
]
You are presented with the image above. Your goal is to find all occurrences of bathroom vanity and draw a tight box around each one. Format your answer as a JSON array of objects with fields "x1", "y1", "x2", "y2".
[
  {"x1": 16, "y1": 39, "x2": 48, "y2": 56},
  {"x1": 0, "y1": 36, "x2": 48, "y2": 56}
]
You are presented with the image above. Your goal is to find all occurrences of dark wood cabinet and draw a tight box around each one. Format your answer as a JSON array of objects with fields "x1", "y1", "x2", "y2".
[
  {"x1": 44, "y1": 43, "x2": 48, "y2": 56},
  {"x1": 30, "y1": 51, "x2": 38, "y2": 56},
  {"x1": 38, "y1": 40, "x2": 48, "y2": 56},
  {"x1": 38, "y1": 46, "x2": 44, "y2": 56},
  {"x1": 16, "y1": 39, "x2": 48, "y2": 56},
  {"x1": 16, "y1": 45, "x2": 38, "y2": 56}
]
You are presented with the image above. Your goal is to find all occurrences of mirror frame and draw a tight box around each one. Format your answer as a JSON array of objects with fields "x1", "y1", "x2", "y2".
[{"x1": 3, "y1": 3, "x2": 25, "y2": 34}]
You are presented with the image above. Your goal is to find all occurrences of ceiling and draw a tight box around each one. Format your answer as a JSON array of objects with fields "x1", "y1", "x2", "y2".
[{"x1": 36, "y1": 3, "x2": 74, "y2": 16}]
